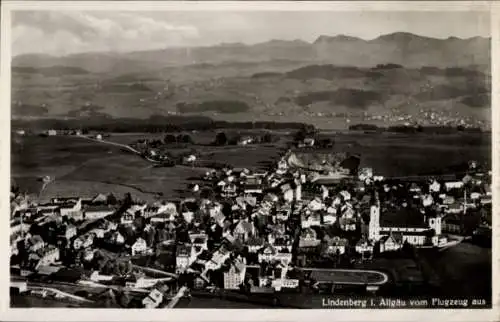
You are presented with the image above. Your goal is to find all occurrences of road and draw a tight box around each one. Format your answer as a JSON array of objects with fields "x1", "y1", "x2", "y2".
[
  {"x1": 132, "y1": 264, "x2": 178, "y2": 278},
  {"x1": 166, "y1": 286, "x2": 188, "y2": 308},
  {"x1": 76, "y1": 135, "x2": 161, "y2": 164},
  {"x1": 29, "y1": 286, "x2": 94, "y2": 303}
]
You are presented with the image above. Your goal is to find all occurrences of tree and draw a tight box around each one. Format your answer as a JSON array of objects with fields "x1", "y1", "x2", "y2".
[
  {"x1": 214, "y1": 132, "x2": 228, "y2": 146},
  {"x1": 107, "y1": 193, "x2": 117, "y2": 205},
  {"x1": 293, "y1": 129, "x2": 306, "y2": 142},
  {"x1": 181, "y1": 134, "x2": 193, "y2": 144},
  {"x1": 164, "y1": 134, "x2": 177, "y2": 144},
  {"x1": 262, "y1": 133, "x2": 273, "y2": 143}
]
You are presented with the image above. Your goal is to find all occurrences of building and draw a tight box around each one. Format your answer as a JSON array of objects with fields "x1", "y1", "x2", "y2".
[
  {"x1": 221, "y1": 183, "x2": 238, "y2": 198},
  {"x1": 26, "y1": 235, "x2": 45, "y2": 252},
  {"x1": 131, "y1": 238, "x2": 148, "y2": 256},
  {"x1": 35, "y1": 245, "x2": 60, "y2": 268},
  {"x1": 121, "y1": 212, "x2": 135, "y2": 225},
  {"x1": 84, "y1": 205, "x2": 115, "y2": 220},
  {"x1": 299, "y1": 228, "x2": 320, "y2": 248},
  {"x1": 233, "y1": 219, "x2": 255, "y2": 242},
  {"x1": 368, "y1": 201, "x2": 439, "y2": 247},
  {"x1": 223, "y1": 256, "x2": 246, "y2": 290},
  {"x1": 379, "y1": 234, "x2": 403, "y2": 253},
  {"x1": 110, "y1": 231, "x2": 125, "y2": 245},
  {"x1": 176, "y1": 245, "x2": 193, "y2": 273},
  {"x1": 301, "y1": 212, "x2": 322, "y2": 228},
  {"x1": 73, "y1": 233, "x2": 94, "y2": 250},
  {"x1": 142, "y1": 289, "x2": 164, "y2": 308},
  {"x1": 205, "y1": 244, "x2": 232, "y2": 271},
  {"x1": 324, "y1": 236, "x2": 348, "y2": 255},
  {"x1": 62, "y1": 225, "x2": 77, "y2": 240},
  {"x1": 47, "y1": 129, "x2": 57, "y2": 136},
  {"x1": 355, "y1": 239, "x2": 375, "y2": 258},
  {"x1": 258, "y1": 245, "x2": 292, "y2": 265}
]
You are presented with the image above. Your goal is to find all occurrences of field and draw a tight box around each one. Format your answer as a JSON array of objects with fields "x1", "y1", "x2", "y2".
[
  {"x1": 10, "y1": 134, "x2": 287, "y2": 202},
  {"x1": 11, "y1": 131, "x2": 491, "y2": 202}
]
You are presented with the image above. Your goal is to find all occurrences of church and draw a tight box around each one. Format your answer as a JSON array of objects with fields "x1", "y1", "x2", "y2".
[{"x1": 368, "y1": 199, "x2": 442, "y2": 247}]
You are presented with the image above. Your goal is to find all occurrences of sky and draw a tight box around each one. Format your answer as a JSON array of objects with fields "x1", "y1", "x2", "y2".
[{"x1": 11, "y1": 10, "x2": 491, "y2": 56}]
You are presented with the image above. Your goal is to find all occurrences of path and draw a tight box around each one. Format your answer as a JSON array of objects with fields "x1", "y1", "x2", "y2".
[
  {"x1": 76, "y1": 135, "x2": 162, "y2": 164},
  {"x1": 29, "y1": 286, "x2": 94, "y2": 303},
  {"x1": 132, "y1": 264, "x2": 179, "y2": 278},
  {"x1": 298, "y1": 267, "x2": 389, "y2": 285}
]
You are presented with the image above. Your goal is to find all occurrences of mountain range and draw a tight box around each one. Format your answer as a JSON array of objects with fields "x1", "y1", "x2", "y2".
[
  {"x1": 11, "y1": 32, "x2": 491, "y2": 128},
  {"x1": 12, "y1": 32, "x2": 490, "y2": 74}
]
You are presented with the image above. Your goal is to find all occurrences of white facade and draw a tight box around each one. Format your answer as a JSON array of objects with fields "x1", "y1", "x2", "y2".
[
  {"x1": 368, "y1": 204, "x2": 380, "y2": 241},
  {"x1": 131, "y1": 238, "x2": 148, "y2": 256}
]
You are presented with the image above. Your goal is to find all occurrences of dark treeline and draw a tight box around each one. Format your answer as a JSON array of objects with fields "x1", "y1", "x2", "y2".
[
  {"x1": 348, "y1": 123, "x2": 485, "y2": 134},
  {"x1": 11, "y1": 115, "x2": 311, "y2": 133}
]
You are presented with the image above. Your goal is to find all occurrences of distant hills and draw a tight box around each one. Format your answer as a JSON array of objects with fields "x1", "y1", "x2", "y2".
[
  {"x1": 11, "y1": 32, "x2": 491, "y2": 127},
  {"x1": 12, "y1": 32, "x2": 490, "y2": 74}
]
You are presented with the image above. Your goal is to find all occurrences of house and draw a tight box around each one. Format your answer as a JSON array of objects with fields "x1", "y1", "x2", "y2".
[
  {"x1": 26, "y1": 235, "x2": 45, "y2": 252},
  {"x1": 57, "y1": 199, "x2": 82, "y2": 217},
  {"x1": 276, "y1": 204, "x2": 292, "y2": 221},
  {"x1": 221, "y1": 183, "x2": 238, "y2": 198},
  {"x1": 442, "y1": 215, "x2": 462, "y2": 234},
  {"x1": 299, "y1": 137, "x2": 315, "y2": 148},
  {"x1": 301, "y1": 212, "x2": 322, "y2": 228},
  {"x1": 258, "y1": 245, "x2": 292, "y2": 265},
  {"x1": 83, "y1": 249, "x2": 96, "y2": 262},
  {"x1": 308, "y1": 198, "x2": 324, "y2": 212},
  {"x1": 324, "y1": 236, "x2": 348, "y2": 255},
  {"x1": 109, "y1": 231, "x2": 125, "y2": 245},
  {"x1": 126, "y1": 204, "x2": 147, "y2": 218},
  {"x1": 142, "y1": 289, "x2": 164, "y2": 308},
  {"x1": 73, "y1": 233, "x2": 94, "y2": 250},
  {"x1": 131, "y1": 238, "x2": 148, "y2": 256},
  {"x1": 355, "y1": 239, "x2": 375, "y2": 258},
  {"x1": 205, "y1": 244, "x2": 232, "y2": 271},
  {"x1": 35, "y1": 245, "x2": 60, "y2": 268},
  {"x1": 176, "y1": 245, "x2": 193, "y2": 273},
  {"x1": 379, "y1": 234, "x2": 402, "y2": 253},
  {"x1": 223, "y1": 256, "x2": 247, "y2": 290},
  {"x1": 62, "y1": 225, "x2": 77, "y2": 240},
  {"x1": 151, "y1": 212, "x2": 176, "y2": 224},
  {"x1": 189, "y1": 233, "x2": 209, "y2": 259},
  {"x1": 271, "y1": 236, "x2": 293, "y2": 253},
  {"x1": 299, "y1": 228, "x2": 320, "y2": 248},
  {"x1": 233, "y1": 220, "x2": 255, "y2": 242},
  {"x1": 280, "y1": 184, "x2": 295, "y2": 202},
  {"x1": 247, "y1": 236, "x2": 266, "y2": 253},
  {"x1": 323, "y1": 211, "x2": 337, "y2": 225},
  {"x1": 445, "y1": 181, "x2": 464, "y2": 191},
  {"x1": 445, "y1": 203, "x2": 464, "y2": 214},
  {"x1": 409, "y1": 183, "x2": 421, "y2": 193},
  {"x1": 84, "y1": 205, "x2": 115, "y2": 220},
  {"x1": 121, "y1": 212, "x2": 135, "y2": 225},
  {"x1": 238, "y1": 136, "x2": 254, "y2": 146},
  {"x1": 429, "y1": 180, "x2": 441, "y2": 193}
]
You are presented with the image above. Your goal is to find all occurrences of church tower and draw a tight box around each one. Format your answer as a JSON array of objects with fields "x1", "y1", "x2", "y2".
[{"x1": 368, "y1": 192, "x2": 381, "y2": 241}]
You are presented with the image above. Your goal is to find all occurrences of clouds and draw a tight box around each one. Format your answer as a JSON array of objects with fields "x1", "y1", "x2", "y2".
[
  {"x1": 11, "y1": 10, "x2": 490, "y2": 56},
  {"x1": 11, "y1": 11, "x2": 200, "y2": 56}
]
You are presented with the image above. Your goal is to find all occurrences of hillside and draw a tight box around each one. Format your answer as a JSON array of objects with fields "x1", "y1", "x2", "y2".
[{"x1": 11, "y1": 32, "x2": 491, "y2": 128}]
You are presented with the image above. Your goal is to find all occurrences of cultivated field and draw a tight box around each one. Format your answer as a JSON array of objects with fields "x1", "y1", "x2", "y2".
[{"x1": 11, "y1": 131, "x2": 491, "y2": 202}]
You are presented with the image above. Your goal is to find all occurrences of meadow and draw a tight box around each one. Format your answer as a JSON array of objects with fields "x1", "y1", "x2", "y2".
[{"x1": 11, "y1": 130, "x2": 491, "y2": 202}]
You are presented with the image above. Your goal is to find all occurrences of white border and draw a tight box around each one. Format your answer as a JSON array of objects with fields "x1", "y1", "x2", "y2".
[{"x1": 1, "y1": 2, "x2": 499, "y2": 322}]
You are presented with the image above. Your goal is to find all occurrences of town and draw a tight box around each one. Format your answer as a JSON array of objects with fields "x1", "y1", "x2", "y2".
[{"x1": 10, "y1": 131, "x2": 492, "y2": 308}]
